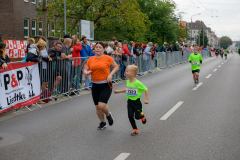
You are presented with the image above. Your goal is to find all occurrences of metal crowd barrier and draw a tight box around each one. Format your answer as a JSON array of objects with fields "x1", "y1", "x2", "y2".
[{"x1": 5, "y1": 50, "x2": 211, "y2": 105}]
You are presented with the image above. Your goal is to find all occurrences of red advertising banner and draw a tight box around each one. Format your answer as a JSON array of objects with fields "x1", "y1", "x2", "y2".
[{"x1": 4, "y1": 40, "x2": 27, "y2": 58}]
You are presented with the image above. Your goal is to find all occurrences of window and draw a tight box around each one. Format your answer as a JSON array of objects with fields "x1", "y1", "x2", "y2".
[
  {"x1": 32, "y1": 0, "x2": 36, "y2": 4},
  {"x1": 32, "y1": 20, "x2": 36, "y2": 36},
  {"x1": 39, "y1": 0, "x2": 42, "y2": 2},
  {"x1": 24, "y1": 19, "x2": 29, "y2": 38},
  {"x1": 39, "y1": 22, "x2": 42, "y2": 36},
  {"x1": 51, "y1": 24, "x2": 55, "y2": 36}
]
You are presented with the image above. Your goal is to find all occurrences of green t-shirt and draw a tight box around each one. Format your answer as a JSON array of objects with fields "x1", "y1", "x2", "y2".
[
  {"x1": 224, "y1": 50, "x2": 228, "y2": 55},
  {"x1": 188, "y1": 53, "x2": 202, "y2": 71},
  {"x1": 126, "y1": 79, "x2": 148, "y2": 101}
]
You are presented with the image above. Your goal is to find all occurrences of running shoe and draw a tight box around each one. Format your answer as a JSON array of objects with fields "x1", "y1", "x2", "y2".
[
  {"x1": 196, "y1": 78, "x2": 199, "y2": 84},
  {"x1": 106, "y1": 112, "x2": 114, "y2": 126},
  {"x1": 98, "y1": 122, "x2": 107, "y2": 130},
  {"x1": 141, "y1": 112, "x2": 147, "y2": 124},
  {"x1": 194, "y1": 82, "x2": 197, "y2": 87},
  {"x1": 131, "y1": 129, "x2": 139, "y2": 136}
]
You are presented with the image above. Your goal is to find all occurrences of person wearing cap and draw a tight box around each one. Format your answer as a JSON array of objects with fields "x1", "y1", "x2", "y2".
[{"x1": 0, "y1": 42, "x2": 10, "y2": 70}]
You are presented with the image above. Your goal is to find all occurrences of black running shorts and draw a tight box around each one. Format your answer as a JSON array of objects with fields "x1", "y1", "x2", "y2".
[
  {"x1": 192, "y1": 69, "x2": 200, "y2": 74},
  {"x1": 91, "y1": 83, "x2": 112, "y2": 105}
]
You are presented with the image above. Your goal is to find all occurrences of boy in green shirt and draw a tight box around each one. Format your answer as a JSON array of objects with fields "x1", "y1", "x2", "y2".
[
  {"x1": 114, "y1": 65, "x2": 149, "y2": 136},
  {"x1": 188, "y1": 46, "x2": 202, "y2": 86}
]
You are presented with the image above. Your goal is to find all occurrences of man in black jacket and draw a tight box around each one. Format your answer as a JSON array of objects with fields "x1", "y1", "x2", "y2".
[{"x1": 48, "y1": 41, "x2": 62, "y2": 94}]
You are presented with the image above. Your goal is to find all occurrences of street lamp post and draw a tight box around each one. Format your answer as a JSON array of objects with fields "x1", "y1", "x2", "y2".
[
  {"x1": 64, "y1": 0, "x2": 66, "y2": 35},
  {"x1": 191, "y1": 13, "x2": 201, "y2": 45}
]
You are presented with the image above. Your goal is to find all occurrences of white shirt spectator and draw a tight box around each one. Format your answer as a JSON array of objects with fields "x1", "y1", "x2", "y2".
[{"x1": 106, "y1": 46, "x2": 113, "y2": 54}]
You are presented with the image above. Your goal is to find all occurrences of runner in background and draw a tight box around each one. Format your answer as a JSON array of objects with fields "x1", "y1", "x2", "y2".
[
  {"x1": 215, "y1": 47, "x2": 219, "y2": 58},
  {"x1": 114, "y1": 65, "x2": 148, "y2": 136},
  {"x1": 84, "y1": 41, "x2": 119, "y2": 130},
  {"x1": 224, "y1": 49, "x2": 228, "y2": 60},
  {"x1": 188, "y1": 46, "x2": 202, "y2": 87}
]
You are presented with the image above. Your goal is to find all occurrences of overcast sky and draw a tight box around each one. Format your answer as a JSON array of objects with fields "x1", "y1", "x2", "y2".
[{"x1": 173, "y1": 0, "x2": 240, "y2": 41}]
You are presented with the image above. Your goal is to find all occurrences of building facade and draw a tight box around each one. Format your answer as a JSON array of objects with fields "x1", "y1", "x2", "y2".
[
  {"x1": 0, "y1": 0, "x2": 54, "y2": 40},
  {"x1": 186, "y1": 20, "x2": 212, "y2": 46}
]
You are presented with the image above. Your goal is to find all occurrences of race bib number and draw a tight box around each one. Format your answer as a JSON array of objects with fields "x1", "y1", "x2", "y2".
[
  {"x1": 192, "y1": 61, "x2": 199, "y2": 65},
  {"x1": 126, "y1": 87, "x2": 138, "y2": 96}
]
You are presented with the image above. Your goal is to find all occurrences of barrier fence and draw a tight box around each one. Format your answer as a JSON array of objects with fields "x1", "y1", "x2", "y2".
[{"x1": 0, "y1": 50, "x2": 211, "y2": 113}]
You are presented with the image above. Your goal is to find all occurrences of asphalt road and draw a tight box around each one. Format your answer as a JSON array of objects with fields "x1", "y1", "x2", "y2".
[{"x1": 1, "y1": 53, "x2": 240, "y2": 160}]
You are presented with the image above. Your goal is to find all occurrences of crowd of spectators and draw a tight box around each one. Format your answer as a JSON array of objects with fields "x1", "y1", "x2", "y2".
[{"x1": 0, "y1": 35, "x2": 215, "y2": 103}]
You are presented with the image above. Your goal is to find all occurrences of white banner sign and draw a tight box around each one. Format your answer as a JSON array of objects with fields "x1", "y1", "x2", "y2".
[{"x1": 0, "y1": 62, "x2": 40, "y2": 113}]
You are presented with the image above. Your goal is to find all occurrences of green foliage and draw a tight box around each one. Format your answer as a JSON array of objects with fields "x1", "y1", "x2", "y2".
[
  {"x1": 37, "y1": 0, "x2": 150, "y2": 40},
  {"x1": 196, "y1": 27, "x2": 209, "y2": 48},
  {"x1": 36, "y1": 0, "x2": 187, "y2": 44},
  {"x1": 220, "y1": 36, "x2": 232, "y2": 49},
  {"x1": 235, "y1": 41, "x2": 240, "y2": 48}
]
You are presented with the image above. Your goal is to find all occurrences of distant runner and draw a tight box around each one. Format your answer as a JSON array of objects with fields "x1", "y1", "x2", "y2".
[
  {"x1": 188, "y1": 46, "x2": 202, "y2": 87},
  {"x1": 224, "y1": 49, "x2": 228, "y2": 60}
]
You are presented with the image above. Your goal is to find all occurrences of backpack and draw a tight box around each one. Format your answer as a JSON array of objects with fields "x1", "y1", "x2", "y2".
[{"x1": 40, "y1": 89, "x2": 51, "y2": 103}]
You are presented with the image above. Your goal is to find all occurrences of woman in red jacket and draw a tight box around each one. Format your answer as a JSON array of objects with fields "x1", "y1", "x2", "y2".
[{"x1": 71, "y1": 38, "x2": 82, "y2": 90}]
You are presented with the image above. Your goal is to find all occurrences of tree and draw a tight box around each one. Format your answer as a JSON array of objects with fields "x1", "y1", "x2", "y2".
[
  {"x1": 235, "y1": 41, "x2": 240, "y2": 48},
  {"x1": 220, "y1": 36, "x2": 232, "y2": 49},
  {"x1": 196, "y1": 27, "x2": 209, "y2": 48},
  {"x1": 37, "y1": 0, "x2": 150, "y2": 40}
]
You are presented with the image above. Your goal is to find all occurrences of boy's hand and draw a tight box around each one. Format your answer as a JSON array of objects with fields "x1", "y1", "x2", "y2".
[
  {"x1": 144, "y1": 99, "x2": 149, "y2": 104},
  {"x1": 113, "y1": 90, "x2": 119, "y2": 94}
]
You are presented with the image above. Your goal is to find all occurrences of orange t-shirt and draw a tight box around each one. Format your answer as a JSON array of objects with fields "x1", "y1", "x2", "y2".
[{"x1": 87, "y1": 55, "x2": 114, "y2": 82}]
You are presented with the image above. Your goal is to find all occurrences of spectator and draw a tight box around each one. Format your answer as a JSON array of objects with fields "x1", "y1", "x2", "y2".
[
  {"x1": 166, "y1": 43, "x2": 171, "y2": 53},
  {"x1": 0, "y1": 42, "x2": 10, "y2": 70},
  {"x1": 48, "y1": 41, "x2": 62, "y2": 95},
  {"x1": 71, "y1": 38, "x2": 82, "y2": 90},
  {"x1": 26, "y1": 40, "x2": 46, "y2": 62},
  {"x1": 91, "y1": 43, "x2": 96, "y2": 55},
  {"x1": 133, "y1": 42, "x2": 140, "y2": 57},
  {"x1": 130, "y1": 41, "x2": 136, "y2": 64},
  {"x1": 80, "y1": 36, "x2": 92, "y2": 61},
  {"x1": 113, "y1": 37, "x2": 117, "y2": 42},
  {"x1": 60, "y1": 38, "x2": 73, "y2": 93},
  {"x1": 162, "y1": 42, "x2": 167, "y2": 52},
  {"x1": 61, "y1": 38, "x2": 73, "y2": 61},
  {"x1": 25, "y1": 38, "x2": 35, "y2": 54},
  {"x1": 106, "y1": 42, "x2": 115, "y2": 55},
  {"x1": 104, "y1": 43, "x2": 109, "y2": 55},
  {"x1": 143, "y1": 42, "x2": 153, "y2": 72},
  {"x1": 118, "y1": 39, "x2": 122, "y2": 46},
  {"x1": 173, "y1": 42, "x2": 179, "y2": 51},
  {"x1": 138, "y1": 43, "x2": 144, "y2": 55},
  {"x1": 38, "y1": 36, "x2": 51, "y2": 92},
  {"x1": 122, "y1": 40, "x2": 132, "y2": 57}
]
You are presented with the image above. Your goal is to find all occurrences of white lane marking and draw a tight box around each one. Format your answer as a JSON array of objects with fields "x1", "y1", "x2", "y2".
[
  {"x1": 218, "y1": 65, "x2": 221, "y2": 67},
  {"x1": 160, "y1": 101, "x2": 184, "y2": 120},
  {"x1": 206, "y1": 74, "x2": 212, "y2": 79},
  {"x1": 213, "y1": 69, "x2": 217, "y2": 72},
  {"x1": 192, "y1": 82, "x2": 203, "y2": 91},
  {"x1": 114, "y1": 153, "x2": 131, "y2": 160}
]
